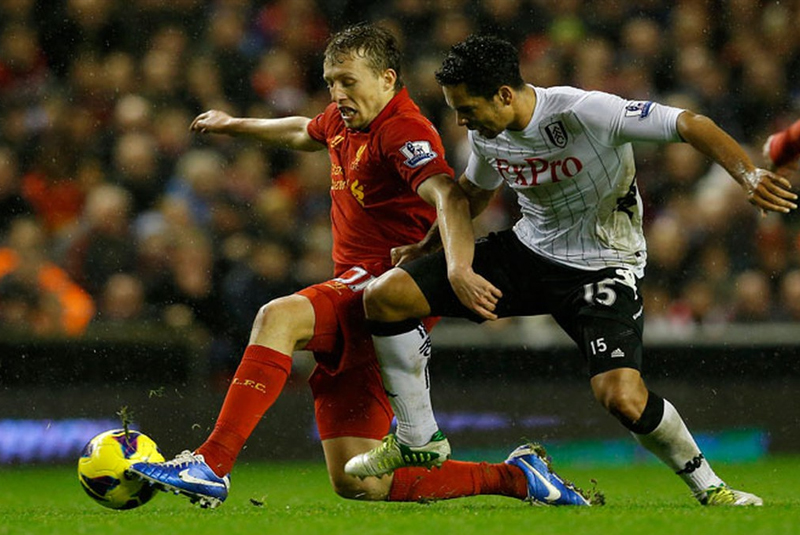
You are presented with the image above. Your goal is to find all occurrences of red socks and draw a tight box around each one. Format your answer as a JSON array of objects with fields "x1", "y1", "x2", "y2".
[
  {"x1": 769, "y1": 119, "x2": 800, "y2": 168},
  {"x1": 194, "y1": 343, "x2": 529, "y2": 501},
  {"x1": 388, "y1": 460, "x2": 528, "y2": 501},
  {"x1": 196, "y1": 345, "x2": 292, "y2": 477}
]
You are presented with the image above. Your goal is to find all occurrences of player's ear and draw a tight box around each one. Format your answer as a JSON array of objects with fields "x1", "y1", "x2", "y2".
[
  {"x1": 498, "y1": 86, "x2": 513, "y2": 106},
  {"x1": 383, "y1": 68, "x2": 398, "y2": 91}
]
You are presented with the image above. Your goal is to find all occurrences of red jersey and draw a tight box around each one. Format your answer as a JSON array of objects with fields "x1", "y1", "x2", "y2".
[{"x1": 307, "y1": 88, "x2": 454, "y2": 276}]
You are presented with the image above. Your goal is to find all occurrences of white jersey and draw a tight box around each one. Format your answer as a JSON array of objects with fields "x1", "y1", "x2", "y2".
[{"x1": 465, "y1": 85, "x2": 684, "y2": 277}]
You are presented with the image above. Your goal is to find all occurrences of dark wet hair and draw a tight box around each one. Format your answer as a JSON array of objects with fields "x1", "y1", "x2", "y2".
[
  {"x1": 324, "y1": 23, "x2": 404, "y2": 90},
  {"x1": 435, "y1": 35, "x2": 525, "y2": 99}
]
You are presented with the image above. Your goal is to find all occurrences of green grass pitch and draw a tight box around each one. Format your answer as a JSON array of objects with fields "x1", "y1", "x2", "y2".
[{"x1": 1, "y1": 457, "x2": 799, "y2": 535}]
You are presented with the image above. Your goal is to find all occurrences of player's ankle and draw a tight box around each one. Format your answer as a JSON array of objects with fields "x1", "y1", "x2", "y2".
[{"x1": 195, "y1": 447, "x2": 231, "y2": 477}]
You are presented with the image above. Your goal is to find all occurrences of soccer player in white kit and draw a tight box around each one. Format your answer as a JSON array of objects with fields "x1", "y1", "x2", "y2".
[{"x1": 345, "y1": 35, "x2": 798, "y2": 506}]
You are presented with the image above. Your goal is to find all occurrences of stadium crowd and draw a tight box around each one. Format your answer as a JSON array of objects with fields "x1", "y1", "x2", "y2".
[{"x1": 1, "y1": 0, "x2": 800, "y2": 377}]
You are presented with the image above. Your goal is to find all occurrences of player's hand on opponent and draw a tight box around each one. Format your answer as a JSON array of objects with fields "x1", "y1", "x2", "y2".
[
  {"x1": 447, "y1": 267, "x2": 503, "y2": 321},
  {"x1": 390, "y1": 241, "x2": 438, "y2": 267},
  {"x1": 745, "y1": 168, "x2": 797, "y2": 214},
  {"x1": 190, "y1": 110, "x2": 234, "y2": 134}
]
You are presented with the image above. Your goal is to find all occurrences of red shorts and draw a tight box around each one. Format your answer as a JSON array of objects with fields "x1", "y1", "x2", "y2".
[
  {"x1": 308, "y1": 358, "x2": 393, "y2": 441},
  {"x1": 298, "y1": 266, "x2": 437, "y2": 441},
  {"x1": 298, "y1": 267, "x2": 392, "y2": 441}
]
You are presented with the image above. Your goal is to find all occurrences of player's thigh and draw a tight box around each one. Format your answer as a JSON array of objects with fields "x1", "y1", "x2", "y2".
[
  {"x1": 558, "y1": 267, "x2": 645, "y2": 377},
  {"x1": 310, "y1": 362, "x2": 394, "y2": 500},
  {"x1": 399, "y1": 230, "x2": 527, "y2": 320},
  {"x1": 364, "y1": 267, "x2": 431, "y2": 321},
  {"x1": 298, "y1": 273, "x2": 383, "y2": 376},
  {"x1": 321, "y1": 436, "x2": 392, "y2": 500},
  {"x1": 574, "y1": 312, "x2": 643, "y2": 376},
  {"x1": 309, "y1": 362, "x2": 393, "y2": 440}
]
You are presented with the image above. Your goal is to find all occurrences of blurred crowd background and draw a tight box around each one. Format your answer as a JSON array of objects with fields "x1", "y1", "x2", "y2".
[{"x1": 1, "y1": 0, "x2": 800, "y2": 379}]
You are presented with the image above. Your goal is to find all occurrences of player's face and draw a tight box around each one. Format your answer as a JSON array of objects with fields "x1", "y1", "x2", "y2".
[
  {"x1": 323, "y1": 53, "x2": 397, "y2": 130},
  {"x1": 442, "y1": 84, "x2": 514, "y2": 139}
]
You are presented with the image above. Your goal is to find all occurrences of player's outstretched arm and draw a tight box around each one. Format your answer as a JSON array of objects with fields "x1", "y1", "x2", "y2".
[
  {"x1": 677, "y1": 110, "x2": 798, "y2": 214},
  {"x1": 190, "y1": 110, "x2": 325, "y2": 152}
]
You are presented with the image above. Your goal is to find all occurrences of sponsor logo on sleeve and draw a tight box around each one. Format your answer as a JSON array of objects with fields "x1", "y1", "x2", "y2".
[
  {"x1": 625, "y1": 101, "x2": 653, "y2": 120},
  {"x1": 400, "y1": 140, "x2": 437, "y2": 167}
]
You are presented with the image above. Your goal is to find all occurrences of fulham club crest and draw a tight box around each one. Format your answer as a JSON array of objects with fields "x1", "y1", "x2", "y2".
[{"x1": 544, "y1": 121, "x2": 568, "y2": 148}]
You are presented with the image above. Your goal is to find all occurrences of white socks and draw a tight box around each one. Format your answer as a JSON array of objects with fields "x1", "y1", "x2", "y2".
[
  {"x1": 633, "y1": 398, "x2": 724, "y2": 496},
  {"x1": 373, "y1": 324, "x2": 725, "y2": 498},
  {"x1": 371, "y1": 323, "x2": 440, "y2": 447}
]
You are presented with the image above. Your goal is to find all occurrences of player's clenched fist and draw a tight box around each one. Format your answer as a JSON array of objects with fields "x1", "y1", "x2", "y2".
[{"x1": 190, "y1": 110, "x2": 233, "y2": 134}]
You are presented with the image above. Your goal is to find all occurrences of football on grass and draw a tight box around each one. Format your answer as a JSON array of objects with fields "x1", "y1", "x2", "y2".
[{"x1": 77, "y1": 429, "x2": 164, "y2": 510}]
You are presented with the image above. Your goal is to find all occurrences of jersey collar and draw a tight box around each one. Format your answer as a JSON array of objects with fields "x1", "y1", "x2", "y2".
[{"x1": 359, "y1": 87, "x2": 413, "y2": 133}]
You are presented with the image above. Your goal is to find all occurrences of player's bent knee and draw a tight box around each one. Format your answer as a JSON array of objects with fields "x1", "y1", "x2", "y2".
[
  {"x1": 250, "y1": 294, "x2": 314, "y2": 348},
  {"x1": 593, "y1": 384, "x2": 647, "y2": 424},
  {"x1": 591, "y1": 370, "x2": 648, "y2": 424},
  {"x1": 363, "y1": 271, "x2": 401, "y2": 321},
  {"x1": 330, "y1": 474, "x2": 390, "y2": 501},
  {"x1": 254, "y1": 295, "x2": 304, "y2": 326},
  {"x1": 253, "y1": 297, "x2": 287, "y2": 330},
  {"x1": 364, "y1": 269, "x2": 426, "y2": 322}
]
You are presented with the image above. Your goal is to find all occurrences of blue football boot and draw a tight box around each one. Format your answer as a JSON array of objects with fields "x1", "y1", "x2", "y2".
[
  {"x1": 505, "y1": 443, "x2": 601, "y2": 506},
  {"x1": 129, "y1": 450, "x2": 230, "y2": 508}
]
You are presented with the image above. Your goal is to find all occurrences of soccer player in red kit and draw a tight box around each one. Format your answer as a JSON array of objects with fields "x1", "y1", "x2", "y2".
[{"x1": 130, "y1": 24, "x2": 590, "y2": 508}]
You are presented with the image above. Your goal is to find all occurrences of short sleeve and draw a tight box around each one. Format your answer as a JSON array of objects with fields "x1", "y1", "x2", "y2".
[
  {"x1": 306, "y1": 110, "x2": 329, "y2": 145},
  {"x1": 464, "y1": 133, "x2": 504, "y2": 190},
  {"x1": 379, "y1": 116, "x2": 454, "y2": 191},
  {"x1": 574, "y1": 92, "x2": 684, "y2": 146}
]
